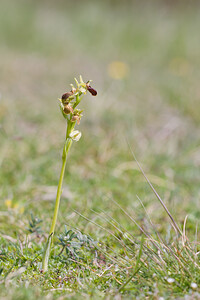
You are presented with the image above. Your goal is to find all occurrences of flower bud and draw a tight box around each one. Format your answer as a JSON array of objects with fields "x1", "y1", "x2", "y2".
[
  {"x1": 71, "y1": 115, "x2": 80, "y2": 124},
  {"x1": 63, "y1": 104, "x2": 73, "y2": 114},
  {"x1": 69, "y1": 130, "x2": 82, "y2": 142}
]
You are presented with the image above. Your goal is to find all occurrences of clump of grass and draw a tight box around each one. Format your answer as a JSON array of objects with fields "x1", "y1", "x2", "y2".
[
  {"x1": 42, "y1": 76, "x2": 97, "y2": 272},
  {"x1": 74, "y1": 148, "x2": 200, "y2": 297}
]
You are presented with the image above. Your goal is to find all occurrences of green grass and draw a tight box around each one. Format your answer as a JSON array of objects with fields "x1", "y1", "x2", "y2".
[{"x1": 0, "y1": 0, "x2": 200, "y2": 298}]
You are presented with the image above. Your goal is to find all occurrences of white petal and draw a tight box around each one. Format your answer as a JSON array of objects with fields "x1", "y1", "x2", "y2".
[{"x1": 79, "y1": 86, "x2": 87, "y2": 94}]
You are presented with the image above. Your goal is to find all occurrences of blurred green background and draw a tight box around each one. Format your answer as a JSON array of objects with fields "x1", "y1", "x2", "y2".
[{"x1": 0, "y1": 0, "x2": 200, "y2": 233}]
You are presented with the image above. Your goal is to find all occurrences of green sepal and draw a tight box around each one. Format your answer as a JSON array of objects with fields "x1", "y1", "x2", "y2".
[{"x1": 59, "y1": 103, "x2": 69, "y2": 120}]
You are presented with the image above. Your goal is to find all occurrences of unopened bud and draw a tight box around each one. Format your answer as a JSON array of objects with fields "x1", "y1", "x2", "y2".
[
  {"x1": 71, "y1": 115, "x2": 80, "y2": 124},
  {"x1": 63, "y1": 104, "x2": 73, "y2": 114},
  {"x1": 69, "y1": 130, "x2": 82, "y2": 142}
]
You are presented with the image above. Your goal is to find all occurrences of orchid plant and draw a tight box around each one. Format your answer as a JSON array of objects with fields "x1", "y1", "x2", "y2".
[{"x1": 42, "y1": 76, "x2": 97, "y2": 272}]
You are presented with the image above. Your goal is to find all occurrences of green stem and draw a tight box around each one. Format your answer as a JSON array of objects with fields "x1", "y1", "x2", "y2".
[
  {"x1": 72, "y1": 94, "x2": 82, "y2": 110},
  {"x1": 49, "y1": 138, "x2": 72, "y2": 235},
  {"x1": 42, "y1": 124, "x2": 73, "y2": 272}
]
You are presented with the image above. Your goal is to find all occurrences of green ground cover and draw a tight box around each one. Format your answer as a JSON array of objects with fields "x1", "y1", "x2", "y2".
[{"x1": 0, "y1": 1, "x2": 200, "y2": 298}]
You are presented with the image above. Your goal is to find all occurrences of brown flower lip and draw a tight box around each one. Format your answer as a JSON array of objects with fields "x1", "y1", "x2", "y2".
[
  {"x1": 86, "y1": 84, "x2": 97, "y2": 96},
  {"x1": 63, "y1": 104, "x2": 73, "y2": 114},
  {"x1": 62, "y1": 92, "x2": 73, "y2": 100},
  {"x1": 71, "y1": 115, "x2": 80, "y2": 124}
]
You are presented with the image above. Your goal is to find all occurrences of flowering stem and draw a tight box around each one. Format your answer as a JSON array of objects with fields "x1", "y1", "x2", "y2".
[
  {"x1": 42, "y1": 123, "x2": 73, "y2": 272},
  {"x1": 42, "y1": 76, "x2": 97, "y2": 272}
]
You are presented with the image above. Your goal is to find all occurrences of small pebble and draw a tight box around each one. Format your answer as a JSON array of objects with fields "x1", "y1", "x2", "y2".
[
  {"x1": 191, "y1": 282, "x2": 198, "y2": 289},
  {"x1": 167, "y1": 278, "x2": 175, "y2": 283}
]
